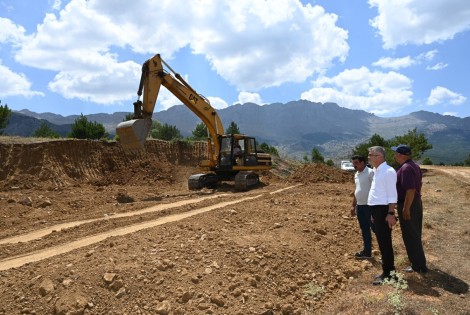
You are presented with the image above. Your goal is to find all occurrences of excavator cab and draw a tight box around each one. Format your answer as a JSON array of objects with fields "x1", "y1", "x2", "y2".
[
  {"x1": 217, "y1": 134, "x2": 271, "y2": 169},
  {"x1": 218, "y1": 135, "x2": 244, "y2": 167}
]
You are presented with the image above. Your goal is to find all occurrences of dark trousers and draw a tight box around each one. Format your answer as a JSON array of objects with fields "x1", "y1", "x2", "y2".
[
  {"x1": 370, "y1": 205, "x2": 395, "y2": 276},
  {"x1": 356, "y1": 205, "x2": 375, "y2": 254},
  {"x1": 397, "y1": 198, "x2": 427, "y2": 271}
]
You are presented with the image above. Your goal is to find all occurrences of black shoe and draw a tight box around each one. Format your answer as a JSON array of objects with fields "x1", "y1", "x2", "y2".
[
  {"x1": 372, "y1": 274, "x2": 386, "y2": 285},
  {"x1": 416, "y1": 267, "x2": 428, "y2": 274},
  {"x1": 403, "y1": 266, "x2": 428, "y2": 273},
  {"x1": 372, "y1": 273, "x2": 397, "y2": 285},
  {"x1": 354, "y1": 251, "x2": 372, "y2": 259},
  {"x1": 403, "y1": 266, "x2": 414, "y2": 273}
]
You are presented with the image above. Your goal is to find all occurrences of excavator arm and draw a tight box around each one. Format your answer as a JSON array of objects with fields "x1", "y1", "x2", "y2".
[{"x1": 116, "y1": 54, "x2": 224, "y2": 166}]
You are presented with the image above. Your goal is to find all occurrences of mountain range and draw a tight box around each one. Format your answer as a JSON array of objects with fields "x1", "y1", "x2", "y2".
[{"x1": 5, "y1": 100, "x2": 470, "y2": 164}]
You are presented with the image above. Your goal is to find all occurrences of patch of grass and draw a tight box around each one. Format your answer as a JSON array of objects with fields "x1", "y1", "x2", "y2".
[
  {"x1": 303, "y1": 282, "x2": 325, "y2": 314},
  {"x1": 362, "y1": 293, "x2": 381, "y2": 306},
  {"x1": 304, "y1": 282, "x2": 324, "y2": 299},
  {"x1": 382, "y1": 271, "x2": 408, "y2": 315}
]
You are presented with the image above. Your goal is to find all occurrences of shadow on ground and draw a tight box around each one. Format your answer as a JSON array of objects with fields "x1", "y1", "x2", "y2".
[{"x1": 407, "y1": 268, "x2": 469, "y2": 297}]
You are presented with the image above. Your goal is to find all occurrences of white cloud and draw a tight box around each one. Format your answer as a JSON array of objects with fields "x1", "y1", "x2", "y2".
[
  {"x1": 427, "y1": 86, "x2": 466, "y2": 106},
  {"x1": 373, "y1": 56, "x2": 415, "y2": 70},
  {"x1": 369, "y1": 0, "x2": 470, "y2": 49},
  {"x1": 157, "y1": 88, "x2": 182, "y2": 111},
  {"x1": 419, "y1": 50, "x2": 438, "y2": 61},
  {"x1": 48, "y1": 59, "x2": 140, "y2": 104},
  {"x1": 0, "y1": 19, "x2": 42, "y2": 98},
  {"x1": 443, "y1": 112, "x2": 458, "y2": 116},
  {"x1": 300, "y1": 67, "x2": 413, "y2": 115},
  {"x1": 196, "y1": 2, "x2": 349, "y2": 91},
  {"x1": 0, "y1": 18, "x2": 26, "y2": 44},
  {"x1": 207, "y1": 97, "x2": 228, "y2": 110},
  {"x1": 426, "y1": 62, "x2": 448, "y2": 71},
  {"x1": 373, "y1": 49, "x2": 447, "y2": 71},
  {"x1": 236, "y1": 92, "x2": 263, "y2": 105},
  {"x1": 10, "y1": 0, "x2": 349, "y2": 107},
  {"x1": 0, "y1": 61, "x2": 44, "y2": 98},
  {"x1": 51, "y1": 0, "x2": 62, "y2": 11}
]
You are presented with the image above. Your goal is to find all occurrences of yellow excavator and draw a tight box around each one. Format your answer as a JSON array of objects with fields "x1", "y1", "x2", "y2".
[{"x1": 116, "y1": 54, "x2": 272, "y2": 190}]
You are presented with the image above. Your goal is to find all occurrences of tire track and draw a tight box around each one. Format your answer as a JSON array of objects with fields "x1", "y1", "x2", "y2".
[
  {"x1": 0, "y1": 185, "x2": 300, "y2": 271},
  {"x1": 0, "y1": 194, "x2": 228, "y2": 245}
]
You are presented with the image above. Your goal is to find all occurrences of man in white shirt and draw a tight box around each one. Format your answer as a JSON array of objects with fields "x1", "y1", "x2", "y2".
[
  {"x1": 350, "y1": 155, "x2": 375, "y2": 259},
  {"x1": 367, "y1": 146, "x2": 398, "y2": 285}
]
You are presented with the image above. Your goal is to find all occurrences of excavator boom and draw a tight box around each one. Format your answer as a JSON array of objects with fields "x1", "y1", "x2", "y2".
[{"x1": 117, "y1": 54, "x2": 224, "y2": 156}]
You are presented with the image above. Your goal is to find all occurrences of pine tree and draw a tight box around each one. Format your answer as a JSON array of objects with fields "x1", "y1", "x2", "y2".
[
  {"x1": 34, "y1": 121, "x2": 60, "y2": 138},
  {"x1": 225, "y1": 121, "x2": 240, "y2": 134},
  {"x1": 311, "y1": 147, "x2": 325, "y2": 163},
  {"x1": 191, "y1": 122, "x2": 208, "y2": 140},
  {"x1": 68, "y1": 114, "x2": 108, "y2": 140},
  {"x1": 0, "y1": 101, "x2": 12, "y2": 135}
]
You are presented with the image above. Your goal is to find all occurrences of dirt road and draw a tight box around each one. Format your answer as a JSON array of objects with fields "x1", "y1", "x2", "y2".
[
  {"x1": 0, "y1": 139, "x2": 468, "y2": 314},
  {"x1": 424, "y1": 165, "x2": 470, "y2": 184}
]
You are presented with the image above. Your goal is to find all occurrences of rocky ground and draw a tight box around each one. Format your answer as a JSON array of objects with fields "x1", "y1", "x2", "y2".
[{"x1": 0, "y1": 138, "x2": 468, "y2": 315}]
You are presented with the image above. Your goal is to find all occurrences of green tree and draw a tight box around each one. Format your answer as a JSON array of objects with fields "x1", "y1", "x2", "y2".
[
  {"x1": 326, "y1": 159, "x2": 335, "y2": 167},
  {"x1": 225, "y1": 121, "x2": 240, "y2": 134},
  {"x1": 151, "y1": 123, "x2": 182, "y2": 141},
  {"x1": 68, "y1": 114, "x2": 108, "y2": 139},
  {"x1": 151, "y1": 120, "x2": 162, "y2": 130},
  {"x1": 352, "y1": 130, "x2": 432, "y2": 166},
  {"x1": 191, "y1": 122, "x2": 208, "y2": 140},
  {"x1": 421, "y1": 157, "x2": 433, "y2": 165},
  {"x1": 464, "y1": 154, "x2": 470, "y2": 166},
  {"x1": 34, "y1": 121, "x2": 60, "y2": 138},
  {"x1": 390, "y1": 128, "x2": 432, "y2": 161},
  {"x1": 123, "y1": 113, "x2": 134, "y2": 121},
  {"x1": 311, "y1": 147, "x2": 325, "y2": 163},
  {"x1": 258, "y1": 142, "x2": 279, "y2": 157},
  {"x1": 0, "y1": 101, "x2": 12, "y2": 135},
  {"x1": 352, "y1": 133, "x2": 389, "y2": 158}
]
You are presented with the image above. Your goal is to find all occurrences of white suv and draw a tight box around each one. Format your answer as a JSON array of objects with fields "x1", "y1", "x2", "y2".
[{"x1": 340, "y1": 160, "x2": 355, "y2": 172}]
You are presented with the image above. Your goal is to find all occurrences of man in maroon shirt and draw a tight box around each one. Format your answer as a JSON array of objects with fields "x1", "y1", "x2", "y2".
[{"x1": 392, "y1": 144, "x2": 428, "y2": 273}]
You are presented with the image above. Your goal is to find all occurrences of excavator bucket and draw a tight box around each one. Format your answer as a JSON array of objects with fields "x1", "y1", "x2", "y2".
[{"x1": 116, "y1": 118, "x2": 152, "y2": 151}]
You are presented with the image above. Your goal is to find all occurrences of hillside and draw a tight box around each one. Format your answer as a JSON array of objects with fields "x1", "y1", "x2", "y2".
[{"x1": 6, "y1": 101, "x2": 470, "y2": 164}]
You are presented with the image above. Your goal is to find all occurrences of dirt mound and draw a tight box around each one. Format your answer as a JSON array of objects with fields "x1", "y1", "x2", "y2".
[
  {"x1": 288, "y1": 163, "x2": 354, "y2": 184},
  {"x1": 0, "y1": 138, "x2": 207, "y2": 190}
]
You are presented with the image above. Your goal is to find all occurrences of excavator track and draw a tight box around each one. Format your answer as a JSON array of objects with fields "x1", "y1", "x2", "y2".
[
  {"x1": 234, "y1": 171, "x2": 260, "y2": 191},
  {"x1": 188, "y1": 172, "x2": 259, "y2": 191},
  {"x1": 188, "y1": 173, "x2": 220, "y2": 190}
]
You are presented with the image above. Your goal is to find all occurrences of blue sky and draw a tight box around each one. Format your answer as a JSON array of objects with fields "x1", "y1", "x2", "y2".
[{"x1": 0, "y1": 0, "x2": 469, "y2": 117}]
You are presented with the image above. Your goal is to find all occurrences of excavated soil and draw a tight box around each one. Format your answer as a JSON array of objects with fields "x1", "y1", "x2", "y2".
[{"x1": 0, "y1": 137, "x2": 468, "y2": 315}]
